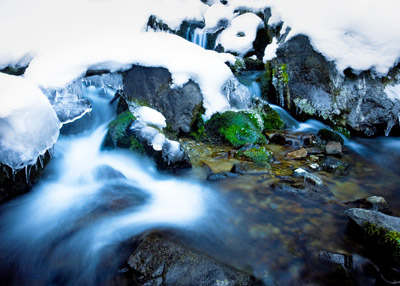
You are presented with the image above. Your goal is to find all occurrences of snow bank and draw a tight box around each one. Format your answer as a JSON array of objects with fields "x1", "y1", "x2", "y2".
[
  {"x1": 264, "y1": 0, "x2": 400, "y2": 75},
  {"x1": 216, "y1": 13, "x2": 263, "y2": 57},
  {"x1": 0, "y1": 74, "x2": 60, "y2": 169}
]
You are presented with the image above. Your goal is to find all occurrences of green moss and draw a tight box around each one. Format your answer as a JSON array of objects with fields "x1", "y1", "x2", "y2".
[
  {"x1": 189, "y1": 106, "x2": 206, "y2": 141},
  {"x1": 260, "y1": 104, "x2": 284, "y2": 131},
  {"x1": 293, "y1": 98, "x2": 316, "y2": 116},
  {"x1": 279, "y1": 64, "x2": 289, "y2": 85},
  {"x1": 104, "y1": 111, "x2": 146, "y2": 154},
  {"x1": 317, "y1": 129, "x2": 344, "y2": 144},
  {"x1": 205, "y1": 111, "x2": 267, "y2": 147},
  {"x1": 232, "y1": 57, "x2": 246, "y2": 73},
  {"x1": 363, "y1": 222, "x2": 400, "y2": 264},
  {"x1": 334, "y1": 126, "x2": 351, "y2": 138},
  {"x1": 236, "y1": 146, "x2": 273, "y2": 167}
]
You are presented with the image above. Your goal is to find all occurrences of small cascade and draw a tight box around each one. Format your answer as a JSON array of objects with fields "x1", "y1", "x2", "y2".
[{"x1": 187, "y1": 28, "x2": 208, "y2": 49}]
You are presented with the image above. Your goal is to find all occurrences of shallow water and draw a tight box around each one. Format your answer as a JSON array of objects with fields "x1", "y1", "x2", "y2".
[{"x1": 0, "y1": 75, "x2": 400, "y2": 285}]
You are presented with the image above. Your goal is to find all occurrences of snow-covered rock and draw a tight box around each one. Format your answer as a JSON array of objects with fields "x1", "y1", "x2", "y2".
[{"x1": 0, "y1": 73, "x2": 60, "y2": 169}]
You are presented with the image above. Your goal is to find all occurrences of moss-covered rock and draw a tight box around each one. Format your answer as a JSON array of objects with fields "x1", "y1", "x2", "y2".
[
  {"x1": 317, "y1": 129, "x2": 344, "y2": 144},
  {"x1": 260, "y1": 104, "x2": 285, "y2": 131},
  {"x1": 103, "y1": 111, "x2": 145, "y2": 154},
  {"x1": 205, "y1": 111, "x2": 267, "y2": 147},
  {"x1": 236, "y1": 145, "x2": 273, "y2": 167}
]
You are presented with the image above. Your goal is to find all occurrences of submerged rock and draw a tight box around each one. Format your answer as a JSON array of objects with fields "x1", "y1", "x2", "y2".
[
  {"x1": 321, "y1": 156, "x2": 349, "y2": 174},
  {"x1": 325, "y1": 141, "x2": 343, "y2": 157},
  {"x1": 127, "y1": 232, "x2": 258, "y2": 286},
  {"x1": 286, "y1": 148, "x2": 307, "y2": 159},
  {"x1": 345, "y1": 196, "x2": 391, "y2": 214}
]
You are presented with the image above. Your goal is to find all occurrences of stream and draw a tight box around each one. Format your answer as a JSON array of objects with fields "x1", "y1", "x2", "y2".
[{"x1": 0, "y1": 72, "x2": 399, "y2": 285}]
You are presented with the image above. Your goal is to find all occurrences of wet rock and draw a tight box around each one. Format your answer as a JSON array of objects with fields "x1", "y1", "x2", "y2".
[
  {"x1": 305, "y1": 146, "x2": 325, "y2": 155},
  {"x1": 293, "y1": 168, "x2": 323, "y2": 186},
  {"x1": 122, "y1": 65, "x2": 203, "y2": 133},
  {"x1": 325, "y1": 141, "x2": 343, "y2": 157},
  {"x1": 302, "y1": 135, "x2": 317, "y2": 146},
  {"x1": 204, "y1": 111, "x2": 267, "y2": 147},
  {"x1": 268, "y1": 132, "x2": 288, "y2": 145},
  {"x1": 127, "y1": 232, "x2": 257, "y2": 286},
  {"x1": 207, "y1": 172, "x2": 240, "y2": 181},
  {"x1": 286, "y1": 148, "x2": 307, "y2": 159},
  {"x1": 269, "y1": 34, "x2": 400, "y2": 136},
  {"x1": 321, "y1": 156, "x2": 349, "y2": 174},
  {"x1": 272, "y1": 184, "x2": 308, "y2": 194},
  {"x1": 230, "y1": 163, "x2": 248, "y2": 175},
  {"x1": 94, "y1": 165, "x2": 126, "y2": 180},
  {"x1": 345, "y1": 208, "x2": 400, "y2": 265},
  {"x1": 345, "y1": 196, "x2": 391, "y2": 214},
  {"x1": 309, "y1": 163, "x2": 320, "y2": 171},
  {"x1": 317, "y1": 129, "x2": 344, "y2": 145}
]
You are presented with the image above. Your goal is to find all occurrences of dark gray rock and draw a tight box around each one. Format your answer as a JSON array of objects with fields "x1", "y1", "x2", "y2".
[
  {"x1": 207, "y1": 172, "x2": 240, "y2": 181},
  {"x1": 123, "y1": 65, "x2": 203, "y2": 133},
  {"x1": 344, "y1": 196, "x2": 391, "y2": 214},
  {"x1": 269, "y1": 34, "x2": 400, "y2": 136},
  {"x1": 345, "y1": 208, "x2": 400, "y2": 233},
  {"x1": 321, "y1": 156, "x2": 349, "y2": 174},
  {"x1": 127, "y1": 232, "x2": 257, "y2": 286},
  {"x1": 268, "y1": 132, "x2": 288, "y2": 145}
]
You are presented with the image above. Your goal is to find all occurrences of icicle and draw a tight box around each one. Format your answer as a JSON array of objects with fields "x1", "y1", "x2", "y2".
[
  {"x1": 11, "y1": 168, "x2": 16, "y2": 181},
  {"x1": 24, "y1": 165, "x2": 32, "y2": 184},
  {"x1": 48, "y1": 147, "x2": 55, "y2": 158},
  {"x1": 38, "y1": 155, "x2": 44, "y2": 169}
]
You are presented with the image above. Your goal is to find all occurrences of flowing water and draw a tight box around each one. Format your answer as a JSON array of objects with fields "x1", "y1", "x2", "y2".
[
  {"x1": 0, "y1": 83, "x2": 212, "y2": 285},
  {"x1": 0, "y1": 73, "x2": 400, "y2": 285}
]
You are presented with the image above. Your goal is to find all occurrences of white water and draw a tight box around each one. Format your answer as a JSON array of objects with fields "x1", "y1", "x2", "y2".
[
  {"x1": 0, "y1": 83, "x2": 209, "y2": 285},
  {"x1": 187, "y1": 27, "x2": 208, "y2": 49}
]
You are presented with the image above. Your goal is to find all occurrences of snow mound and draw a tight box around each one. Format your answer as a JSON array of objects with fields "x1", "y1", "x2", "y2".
[
  {"x1": 0, "y1": 74, "x2": 60, "y2": 169},
  {"x1": 134, "y1": 106, "x2": 167, "y2": 129},
  {"x1": 216, "y1": 13, "x2": 263, "y2": 57}
]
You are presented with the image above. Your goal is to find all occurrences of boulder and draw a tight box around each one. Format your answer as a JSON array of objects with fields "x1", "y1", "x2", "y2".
[
  {"x1": 268, "y1": 34, "x2": 400, "y2": 136},
  {"x1": 344, "y1": 196, "x2": 391, "y2": 214},
  {"x1": 345, "y1": 208, "x2": 400, "y2": 265},
  {"x1": 122, "y1": 65, "x2": 203, "y2": 133},
  {"x1": 127, "y1": 232, "x2": 258, "y2": 286}
]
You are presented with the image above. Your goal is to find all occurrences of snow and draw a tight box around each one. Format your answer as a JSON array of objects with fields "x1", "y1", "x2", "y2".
[
  {"x1": 264, "y1": 0, "x2": 400, "y2": 75},
  {"x1": 263, "y1": 37, "x2": 278, "y2": 62},
  {"x1": 216, "y1": 13, "x2": 264, "y2": 57},
  {"x1": 0, "y1": 73, "x2": 60, "y2": 169},
  {"x1": 384, "y1": 84, "x2": 400, "y2": 103},
  {"x1": 134, "y1": 106, "x2": 167, "y2": 129}
]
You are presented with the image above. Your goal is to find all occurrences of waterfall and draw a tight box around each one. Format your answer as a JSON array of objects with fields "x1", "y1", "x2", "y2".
[
  {"x1": 0, "y1": 80, "x2": 210, "y2": 285},
  {"x1": 187, "y1": 28, "x2": 208, "y2": 49}
]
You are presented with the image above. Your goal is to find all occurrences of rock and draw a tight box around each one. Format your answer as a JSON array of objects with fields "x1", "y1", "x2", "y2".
[
  {"x1": 345, "y1": 208, "x2": 400, "y2": 265},
  {"x1": 104, "y1": 111, "x2": 192, "y2": 173},
  {"x1": 325, "y1": 141, "x2": 343, "y2": 157},
  {"x1": 345, "y1": 196, "x2": 391, "y2": 214},
  {"x1": 286, "y1": 148, "x2": 307, "y2": 159},
  {"x1": 293, "y1": 168, "x2": 323, "y2": 186},
  {"x1": 268, "y1": 132, "x2": 288, "y2": 145},
  {"x1": 207, "y1": 172, "x2": 240, "y2": 181},
  {"x1": 321, "y1": 156, "x2": 349, "y2": 174},
  {"x1": 268, "y1": 34, "x2": 400, "y2": 136},
  {"x1": 236, "y1": 145, "x2": 273, "y2": 167},
  {"x1": 122, "y1": 65, "x2": 203, "y2": 133},
  {"x1": 302, "y1": 135, "x2": 317, "y2": 146},
  {"x1": 317, "y1": 129, "x2": 344, "y2": 144},
  {"x1": 204, "y1": 111, "x2": 267, "y2": 147},
  {"x1": 309, "y1": 163, "x2": 320, "y2": 171},
  {"x1": 127, "y1": 232, "x2": 257, "y2": 286},
  {"x1": 305, "y1": 146, "x2": 325, "y2": 155},
  {"x1": 230, "y1": 163, "x2": 248, "y2": 175}
]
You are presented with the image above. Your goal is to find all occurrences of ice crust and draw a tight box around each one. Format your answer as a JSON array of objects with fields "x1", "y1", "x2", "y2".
[{"x1": 0, "y1": 74, "x2": 60, "y2": 169}]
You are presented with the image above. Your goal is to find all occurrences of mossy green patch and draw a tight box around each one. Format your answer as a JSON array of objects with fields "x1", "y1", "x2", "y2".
[
  {"x1": 317, "y1": 129, "x2": 344, "y2": 144},
  {"x1": 260, "y1": 104, "x2": 284, "y2": 131},
  {"x1": 205, "y1": 111, "x2": 267, "y2": 147},
  {"x1": 334, "y1": 126, "x2": 351, "y2": 138},
  {"x1": 236, "y1": 146, "x2": 273, "y2": 167},
  {"x1": 363, "y1": 222, "x2": 400, "y2": 265},
  {"x1": 104, "y1": 111, "x2": 146, "y2": 154}
]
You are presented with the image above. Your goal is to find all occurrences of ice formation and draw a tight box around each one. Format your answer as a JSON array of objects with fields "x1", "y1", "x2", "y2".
[
  {"x1": 0, "y1": 74, "x2": 60, "y2": 169},
  {"x1": 216, "y1": 13, "x2": 264, "y2": 57}
]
